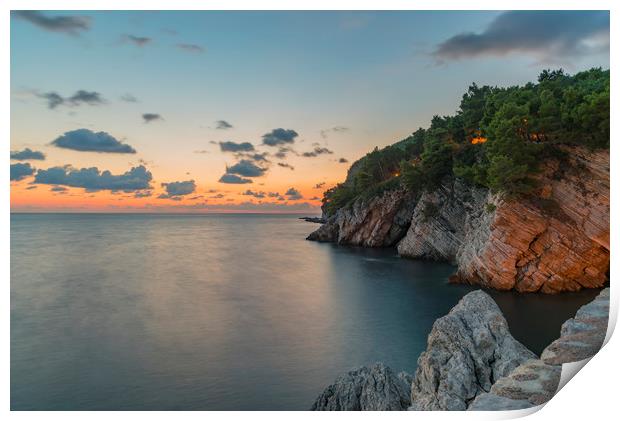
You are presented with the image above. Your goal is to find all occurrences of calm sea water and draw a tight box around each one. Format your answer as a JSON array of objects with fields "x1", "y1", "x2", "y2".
[{"x1": 11, "y1": 213, "x2": 601, "y2": 410}]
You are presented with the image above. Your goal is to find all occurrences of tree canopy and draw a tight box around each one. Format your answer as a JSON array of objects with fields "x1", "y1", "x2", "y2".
[{"x1": 322, "y1": 68, "x2": 609, "y2": 217}]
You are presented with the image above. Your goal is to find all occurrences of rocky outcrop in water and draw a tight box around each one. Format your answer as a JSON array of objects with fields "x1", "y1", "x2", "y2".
[
  {"x1": 307, "y1": 188, "x2": 416, "y2": 247},
  {"x1": 312, "y1": 289, "x2": 610, "y2": 411},
  {"x1": 309, "y1": 147, "x2": 609, "y2": 293},
  {"x1": 311, "y1": 363, "x2": 412, "y2": 411},
  {"x1": 409, "y1": 290, "x2": 536, "y2": 410},
  {"x1": 469, "y1": 287, "x2": 609, "y2": 411}
]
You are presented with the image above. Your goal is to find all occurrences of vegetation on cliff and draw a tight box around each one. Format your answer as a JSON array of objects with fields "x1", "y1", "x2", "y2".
[{"x1": 322, "y1": 68, "x2": 609, "y2": 217}]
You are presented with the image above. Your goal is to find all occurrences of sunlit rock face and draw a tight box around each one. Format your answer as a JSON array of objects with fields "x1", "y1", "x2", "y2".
[{"x1": 398, "y1": 146, "x2": 609, "y2": 293}]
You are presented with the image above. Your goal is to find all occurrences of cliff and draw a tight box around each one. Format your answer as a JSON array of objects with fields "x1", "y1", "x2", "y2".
[
  {"x1": 309, "y1": 147, "x2": 609, "y2": 293},
  {"x1": 312, "y1": 288, "x2": 610, "y2": 411}
]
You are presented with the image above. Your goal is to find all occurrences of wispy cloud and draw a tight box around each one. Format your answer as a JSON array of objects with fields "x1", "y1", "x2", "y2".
[
  {"x1": 434, "y1": 11, "x2": 609, "y2": 63},
  {"x1": 142, "y1": 113, "x2": 163, "y2": 123},
  {"x1": 285, "y1": 188, "x2": 303, "y2": 200},
  {"x1": 125, "y1": 34, "x2": 152, "y2": 47},
  {"x1": 177, "y1": 43, "x2": 205, "y2": 53},
  {"x1": 37, "y1": 90, "x2": 106, "y2": 109},
  {"x1": 302, "y1": 146, "x2": 333, "y2": 158},
  {"x1": 320, "y1": 126, "x2": 349, "y2": 139},
  {"x1": 215, "y1": 120, "x2": 233, "y2": 130},
  {"x1": 13, "y1": 11, "x2": 91, "y2": 36}
]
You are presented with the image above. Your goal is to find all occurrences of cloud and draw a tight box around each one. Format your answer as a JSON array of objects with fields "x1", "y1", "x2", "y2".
[
  {"x1": 38, "y1": 92, "x2": 64, "y2": 109},
  {"x1": 277, "y1": 162, "x2": 295, "y2": 170},
  {"x1": 25, "y1": 185, "x2": 38, "y2": 190},
  {"x1": 34, "y1": 165, "x2": 153, "y2": 191},
  {"x1": 177, "y1": 43, "x2": 205, "y2": 53},
  {"x1": 50, "y1": 186, "x2": 68, "y2": 193},
  {"x1": 320, "y1": 126, "x2": 349, "y2": 138},
  {"x1": 210, "y1": 193, "x2": 225, "y2": 198},
  {"x1": 142, "y1": 113, "x2": 163, "y2": 123},
  {"x1": 219, "y1": 174, "x2": 252, "y2": 184},
  {"x1": 302, "y1": 146, "x2": 334, "y2": 157},
  {"x1": 158, "y1": 180, "x2": 196, "y2": 199},
  {"x1": 314, "y1": 182, "x2": 326, "y2": 189},
  {"x1": 274, "y1": 146, "x2": 295, "y2": 159},
  {"x1": 338, "y1": 158, "x2": 349, "y2": 163},
  {"x1": 134, "y1": 191, "x2": 152, "y2": 198},
  {"x1": 215, "y1": 120, "x2": 233, "y2": 130},
  {"x1": 219, "y1": 141, "x2": 255, "y2": 152},
  {"x1": 433, "y1": 11, "x2": 610, "y2": 62},
  {"x1": 262, "y1": 128, "x2": 299, "y2": 146},
  {"x1": 242, "y1": 190, "x2": 266, "y2": 199},
  {"x1": 194, "y1": 150, "x2": 209, "y2": 154},
  {"x1": 11, "y1": 163, "x2": 35, "y2": 181},
  {"x1": 285, "y1": 187, "x2": 303, "y2": 200},
  {"x1": 11, "y1": 148, "x2": 45, "y2": 161},
  {"x1": 125, "y1": 35, "x2": 152, "y2": 47},
  {"x1": 51, "y1": 129, "x2": 136, "y2": 153},
  {"x1": 121, "y1": 93, "x2": 138, "y2": 103},
  {"x1": 37, "y1": 90, "x2": 105, "y2": 109},
  {"x1": 13, "y1": 11, "x2": 91, "y2": 36},
  {"x1": 239, "y1": 152, "x2": 270, "y2": 162},
  {"x1": 226, "y1": 159, "x2": 266, "y2": 177}
]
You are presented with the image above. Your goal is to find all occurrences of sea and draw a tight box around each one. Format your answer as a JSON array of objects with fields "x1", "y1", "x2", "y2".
[{"x1": 10, "y1": 213, "x2": 601, "y2": 410}]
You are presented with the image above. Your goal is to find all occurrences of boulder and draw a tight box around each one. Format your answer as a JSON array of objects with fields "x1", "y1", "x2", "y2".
[{"x1": 311, "y1": 363, "x2": 412, "y2": 411}]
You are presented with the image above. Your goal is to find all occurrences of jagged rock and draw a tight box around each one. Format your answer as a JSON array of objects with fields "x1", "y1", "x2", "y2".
[
  {"x1": 397, "y1": 179, "x2": 490, "y2": 262},
  {"x1": 409, "y1": 290, "x2": 536, "y2": 410},
  {"x1": 307, "y1": 188, "x2": 416, "y2": 247},
  {"x1": 468, "y1": 359, "x2": 561, "y2": 410},
  {"x1": 398, "y1": 147, "x2": 609, "y2": 293},
  {"x1": 542, "y1": 288, "x2": 609, "y2": 364},
  {"x1": 311, "y1": 363, "x2": 412, "y2": 411}
]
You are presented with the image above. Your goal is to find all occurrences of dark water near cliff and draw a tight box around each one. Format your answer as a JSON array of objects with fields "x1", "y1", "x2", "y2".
[{"x1": 11, "y1": 213, "x2": 600, "y2": 410}]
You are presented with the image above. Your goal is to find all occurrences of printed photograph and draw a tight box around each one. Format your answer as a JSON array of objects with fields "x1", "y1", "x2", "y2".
[{"x1": 9, "y1": 7, "x2": 611, "y2": 413}]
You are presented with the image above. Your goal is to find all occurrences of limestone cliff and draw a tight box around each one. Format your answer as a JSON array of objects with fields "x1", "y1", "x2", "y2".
[
  {"x1": 308, "y1": 147, "x2": 609, "y2": 293},
  {"x1": 307, "y1": 188, "x2": 416, "y2": 247}
]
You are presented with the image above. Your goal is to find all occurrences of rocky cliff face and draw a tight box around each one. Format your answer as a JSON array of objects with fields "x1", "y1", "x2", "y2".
[
  {"x1": 409, "y1": 291, "x2": 536, "y2": 410},
  {"x1": 309, "y1": 147, "x2": 609, "y2": 293},
  {"x1": 307, "y1": 188, "x2": 416, "y2": 247}
]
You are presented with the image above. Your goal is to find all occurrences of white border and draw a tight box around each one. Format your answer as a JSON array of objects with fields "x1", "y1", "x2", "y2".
[{"x1": 2, "y1": 1, "x2": 617, "y2": 420}]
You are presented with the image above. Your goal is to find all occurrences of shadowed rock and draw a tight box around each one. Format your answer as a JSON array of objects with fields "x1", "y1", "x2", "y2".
[
  {"x1": 468, "y1": 359, "x2": 561, "y2": 410},
  {"x1": 409, "y1": 290, "x2": 536, "y2": 410},
  {"x1": 311, "y1": 363, "x2": 412, "y2": 410},
  {"x1": 542, "y1": 288, "x2": 609, "y2": 365}
]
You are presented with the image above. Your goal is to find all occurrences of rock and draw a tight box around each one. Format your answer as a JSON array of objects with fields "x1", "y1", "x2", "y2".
[
  {"x1": 541, "y1": 288, "x2": 609, "y2": 364},
  {"x1": 299, "y1": 216, "x2": 326, "y2": 224},
  {"x1": 398, "y1": 146, "x2": 609, "y2": 293},
  {"x1": 397, "y1": 179, "x2": 490, "y2": 262},
  {"x1": 409, "y1": 290, "x2": 536, "y2": 410},
  {"x1": 468, "y1": 359, "x2": 561, "y2": 410},
  {"x1": 307, "y1": 188, "x2": 417, "y2": 247},
  {"x1": 311, "y1": 363, "x2": 412, "y2": 411}
]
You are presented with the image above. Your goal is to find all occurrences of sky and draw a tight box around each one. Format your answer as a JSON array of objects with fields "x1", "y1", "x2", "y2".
[{"x1": 10, "y1": 10, "x2": 610, "y2": 213}]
